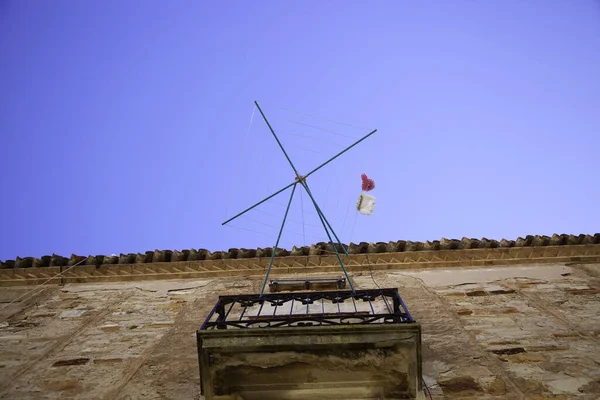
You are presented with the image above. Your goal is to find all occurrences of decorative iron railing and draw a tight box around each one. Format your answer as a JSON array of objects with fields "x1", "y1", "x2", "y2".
[{"x1": 200, "y1": 288, "x2": 414, "y2": 330}]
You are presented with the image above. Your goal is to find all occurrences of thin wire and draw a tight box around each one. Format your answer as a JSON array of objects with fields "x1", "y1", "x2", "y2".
[
  {"x1": 341, "y1": 197, "x2": 352, "y2": 234},
  {"x1": 0, "y1": 257, "x2": 88, "y2": 320},
  {"x1": 285, "y1": 118, "x2": 360, "y2": 140},
  {"x1": 270, "y1": 201, "x2": 321, "y2": 217},
  {"x1": 260, "y1": 102, "x2": 373, "y2": 131},
  {"x1": 295, "y1": 146, "x2": 330, "y2": 156},
  {"x1": 225, "y1": 105, "x2": 256, "y2": 219},
  {"x1": 254, "y1": 128, "x2": 269, "y2": 194},
  {"x1": 323, "y1": 178, "x2": 332, "y2": 210},
  {"x1": 365, "y1": 253, "x2": 381, "y2": 290},
  {"x1": 300, "y1": 187, "x2": 307, "y2": 280},
  {"x1": 253, "y1": 208, "x2": 276, "y2": 217},
  {"x1": 225, "y1": 224, "x2": 271, "y2": 237},
  {"x1": 264, "y1": 131, "x2": 279, "y2": 196},
  {"x1": 349, "y1": 210, "x2": 359, "y2": 245},
  {"x1": 229, "y1": 218, "x2": 326, "y2": 244},
  {"x1": 243, "y1": 216, "x2": 278, "y2": 229},
  {"x1": 280, "y1": 130, "x2": 348, "y2": 148},
  {"x1": 300, "y1": 189, "x2": 306, "y2": 247},
  {"x1": 271, "y1": 201, "x2": 318, "y2": 217},
  {"x1": 284, "y1": 230, "x2": 326, "y2": 241},
  {"x1": 254, "y1": 208, "x2": 321, "y2": 229},
  {"x1": 243, "y1": 215, "x2": 339, "y2": 240}
]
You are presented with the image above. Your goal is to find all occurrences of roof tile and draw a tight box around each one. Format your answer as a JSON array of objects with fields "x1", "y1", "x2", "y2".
[{"x1": 1, "y1": 233, "x2": 599, "y2": 269}]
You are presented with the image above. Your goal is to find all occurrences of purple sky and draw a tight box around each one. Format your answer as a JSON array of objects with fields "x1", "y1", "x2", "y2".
[{"x1": 1, "y1": 1, "x2": 599, "y2": 261}]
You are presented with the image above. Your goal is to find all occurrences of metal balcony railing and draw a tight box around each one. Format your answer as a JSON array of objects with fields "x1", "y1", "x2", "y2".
[{"x1": 200, "y1": 287, "x2": 414, "y2": 330}]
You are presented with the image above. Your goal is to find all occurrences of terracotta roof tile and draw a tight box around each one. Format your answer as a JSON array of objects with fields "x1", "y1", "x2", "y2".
[{"x1": 2, "y1": 233, "x2": 599, "y2": 269}]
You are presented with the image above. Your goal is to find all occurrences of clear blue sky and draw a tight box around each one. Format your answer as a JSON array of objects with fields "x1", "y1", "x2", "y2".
[{"x1": 1, "y1": 1, "x2": 599, "y2": 261}]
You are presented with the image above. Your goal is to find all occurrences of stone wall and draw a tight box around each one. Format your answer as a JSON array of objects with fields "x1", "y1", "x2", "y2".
[{"x1": 0, "y1": 261, "x2": 599, "y2": 399}]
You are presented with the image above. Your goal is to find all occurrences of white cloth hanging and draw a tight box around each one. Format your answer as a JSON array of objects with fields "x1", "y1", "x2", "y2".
[{"x1": 357, "y1": 193, "x2": 376, "y2": 215}]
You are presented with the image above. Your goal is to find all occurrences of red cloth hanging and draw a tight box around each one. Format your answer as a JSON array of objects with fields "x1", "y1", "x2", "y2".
[{"x1": 361, "y1": 173, "x2": 375, "y2": 191}]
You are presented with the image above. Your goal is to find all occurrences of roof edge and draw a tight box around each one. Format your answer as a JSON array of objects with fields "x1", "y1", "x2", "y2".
[{"x1": 2, "y1": 233, "x2": 600, "y2": 269}]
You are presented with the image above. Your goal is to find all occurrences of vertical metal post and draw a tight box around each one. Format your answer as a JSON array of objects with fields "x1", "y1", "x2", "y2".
[
  {"x1": 299, "y1": 181, "x2": 355, "y2": 293},
  {"x1": 301, "y1": 181, "x2": 349, "y2": 256},
  {"x1": 260, "y1": 183, "x2": 297, "y2": 296}
]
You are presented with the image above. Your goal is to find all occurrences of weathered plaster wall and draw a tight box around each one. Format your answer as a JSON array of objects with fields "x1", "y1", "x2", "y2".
[{"x1": 1, "y1": 262, "x2": 599, "y2": 399}]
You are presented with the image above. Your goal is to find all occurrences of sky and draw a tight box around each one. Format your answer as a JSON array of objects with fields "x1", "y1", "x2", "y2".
[{"x1": 1, "y1": 1, "x2": 599, "y2": 261}]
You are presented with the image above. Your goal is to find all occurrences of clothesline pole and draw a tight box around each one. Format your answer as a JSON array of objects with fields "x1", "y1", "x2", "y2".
[
  {"x1": 260, "y1": 183, "x2": 297, "y2": 297},
  {"x1": 224, "y1": 101, "x2": 377, "y2": 295}
]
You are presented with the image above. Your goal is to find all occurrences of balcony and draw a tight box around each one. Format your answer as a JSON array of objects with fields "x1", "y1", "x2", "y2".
[{"x1": 197, "y1": 288, "x2": 423, "y2": 399}]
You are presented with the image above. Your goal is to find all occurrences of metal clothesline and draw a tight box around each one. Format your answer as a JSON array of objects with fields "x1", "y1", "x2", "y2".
[{"x1": 223, "y1": 101, "x2": 377, "y2": 296}]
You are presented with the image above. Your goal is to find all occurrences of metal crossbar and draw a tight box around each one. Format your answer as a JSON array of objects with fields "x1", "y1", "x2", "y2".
[{"x1": 200, "y1": 288, "x2": 414, "y2": 330}]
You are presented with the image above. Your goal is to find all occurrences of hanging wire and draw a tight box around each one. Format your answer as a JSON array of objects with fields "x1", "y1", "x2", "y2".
[
  {"x1": 241, "y1": 211, "x2": 336, "y2": 242},
  {"x1": 254, "y1": 208, "x2": 321, "y2": 229},
  {"x1": 340, "y1": 197, "x2": 352, "y2": 240},
  {"x1": 279, "y1": 130, "x2": 348, "y2": 148},
  {"x1": 260, "y1": 102, "x2": 373, "y2": 131},
  {"x1": 231, "y1": 211, "x2": 328, "y2": 247},
  {"x1": 264, "y1": 130, "x2": 280, "y2": 196},
  {"x1": 349, "y1": 210, "x2": 359, "y2": 244},
  {"x1": 300, "y1": 187, "x2": 308, "y2": 280},
  {"x1": 225, "y1": 105, "x2": 256, "y2": 219},
  {"x1": 225, "y1": 224, "x2": 272, "y2": 238},
  {"x1": 365, "y1": 253, "x2": 382, "y2": 290},
  {"x1": 300, "y1": 189, "x2": 306, "y2": 247},
  {"x1": 284, "y1": 118, "x2": 360, "y2": 140},
  {"x1": 242, "y1": 216, "x2": 278, "y2": 230},
  {"x1": 284, "y1": 230, "x2": 327, "y2": 242},
  {"x1": 270, "y1": 200, "x2": 321, "y2": 218},
  {"x1": 322, "y1": 178, "x2": 332, "y2": 210},
  {"x1": 293, "y1": 146, "x2": 331, "y2": 156}
]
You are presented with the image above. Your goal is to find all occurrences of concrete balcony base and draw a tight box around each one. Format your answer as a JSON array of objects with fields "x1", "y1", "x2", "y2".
[{"x1": 197, "y1": 324, "x2": 422, "y2": 400}]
